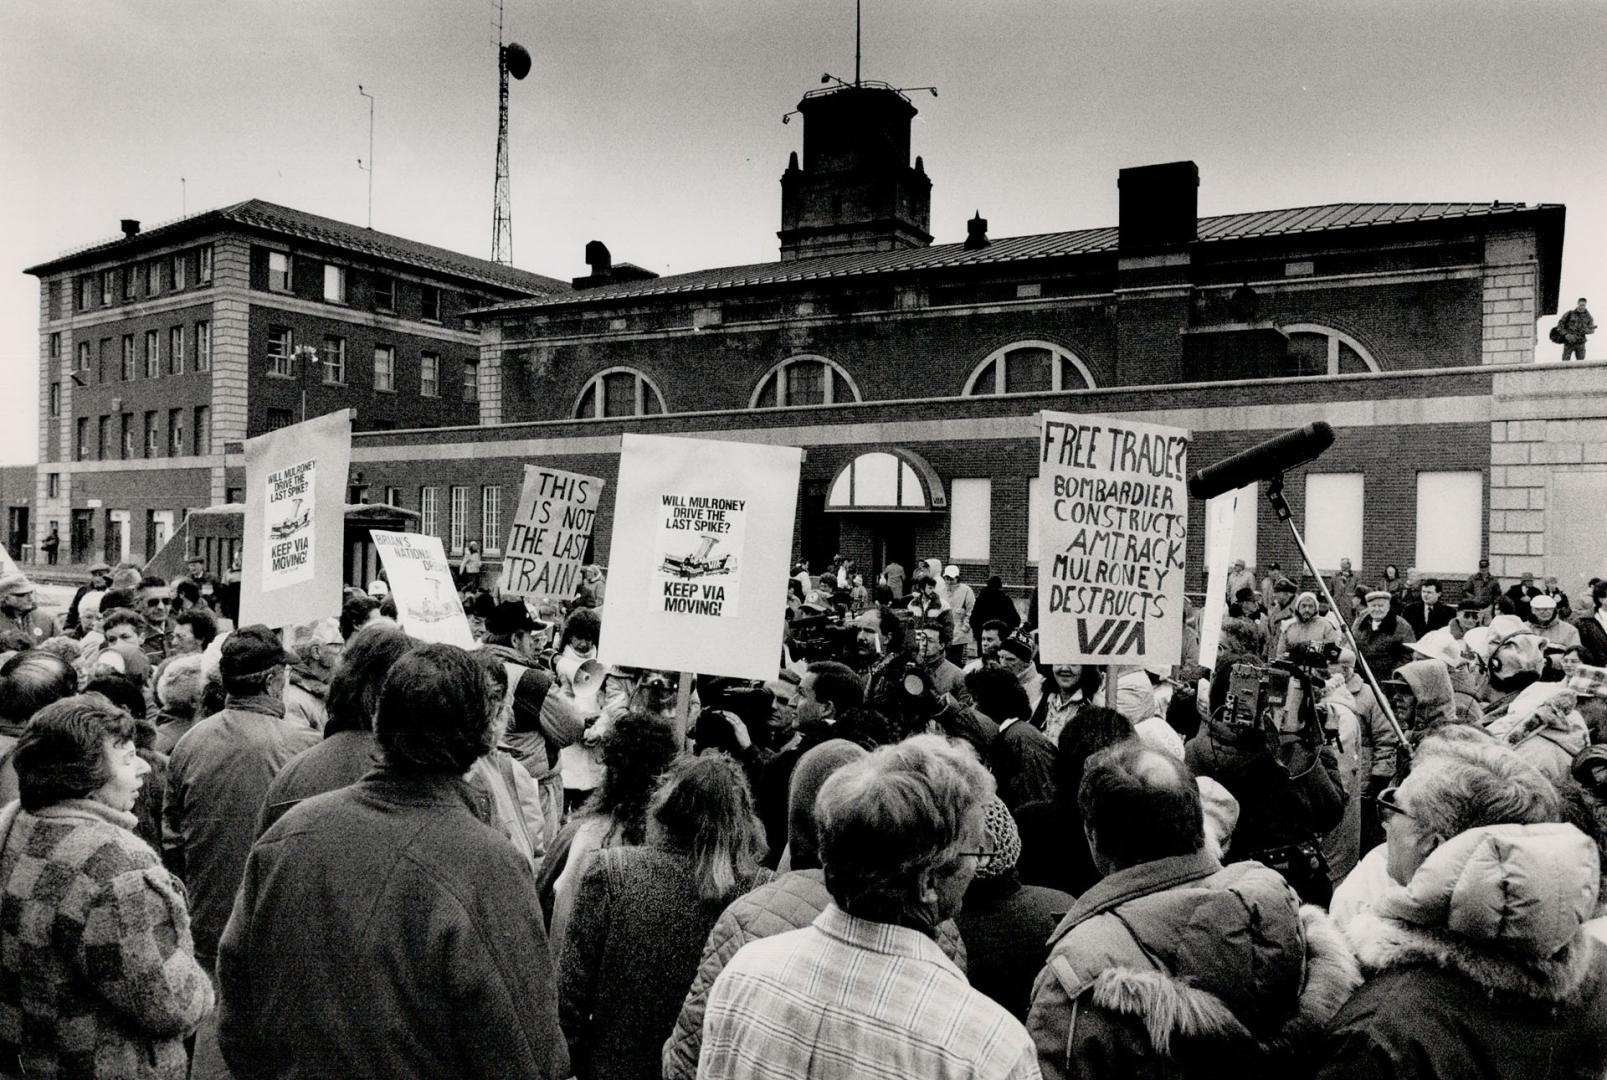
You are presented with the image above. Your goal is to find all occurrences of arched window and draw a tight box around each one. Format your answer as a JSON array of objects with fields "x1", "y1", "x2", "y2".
[
  {"x1": 1283, "y1": 324, "x2": 1381, "y2": 376},
  {"x1": 573, "y1": 367, "x2": 667, "y2": 419},
  {"x1": 826, "y1": 450, "x2": 946, "y2": 511},
  {"x1": 750, "y1": 355, "x2": 862, "y2": 409},
  {"x1": 962, "y1": 340, "x2": 1095, "y2": 395}
]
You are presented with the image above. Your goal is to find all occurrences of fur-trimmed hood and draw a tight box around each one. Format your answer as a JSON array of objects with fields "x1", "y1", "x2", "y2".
[
  {"x1": 1344, "y1": 822, "x2": 1603, "y2": 1004},
  {"x1": 1086, "y1": 905, "x2": 1361, "y2": 1056}
]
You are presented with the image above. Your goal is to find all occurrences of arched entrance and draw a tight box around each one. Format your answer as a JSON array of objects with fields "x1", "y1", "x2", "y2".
[{"x1": 822, "y1": 449, "x2": 946, "y2": 586}]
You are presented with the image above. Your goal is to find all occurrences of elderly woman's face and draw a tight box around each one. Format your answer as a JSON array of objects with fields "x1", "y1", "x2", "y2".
[
  {"x1": 930, "y1": 805, "x2": 987, "y2": 922},
  {"x1": 92, "y1": 737, "x2": 150, "y2": 813},
  {"x1": 1383, "y1": 771, "x2": 1435, "y2": 886}
]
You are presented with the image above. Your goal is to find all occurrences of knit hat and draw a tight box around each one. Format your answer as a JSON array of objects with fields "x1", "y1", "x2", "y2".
[
  {"x1": 1294, "y1": 591, "x2": 1318, "y2": 609},
  {"x1": 786, "y1": 739, "x2": 868, "y2": 871},
  {"x1": 998, "y1": 634, "x2": 1035, "y2": 663},
  {"x1": 1364, "y1": 589, "x2": 1391, "y2": 602},
  {"x1": 976, "y1": 796, "x2": 1021, "y2": 880}
]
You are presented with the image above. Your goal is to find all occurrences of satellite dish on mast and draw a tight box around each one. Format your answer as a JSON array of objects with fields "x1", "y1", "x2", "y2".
[{"x1": 503, "y1": 42, "x2": 532, "y2": 80}]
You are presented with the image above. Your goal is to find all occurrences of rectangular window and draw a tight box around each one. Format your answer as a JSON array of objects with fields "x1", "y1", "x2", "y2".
[
  {"x1": 267, "y1": 250, "x2": 291, "y2": 292},
  {"x1": 100, "y1": 270, "x2": 113, "y2": 306},
  {"x1": 143, "y1": 412, "x2": 158, "y2": 457},
  {"x1": 97, "y1": 416, "x2": 109, "y2": 460},
  {"x1": 482, "y1": 485, "x2": 502, "y2": 554},
  {"x1": 373, "y1": 275, "x2": 396, "y2": 312},
  {"x1": 198, "y1": 245, "x2": 213, "y2": 284},
  {"x1": 373, "y1": 345, "x2": 394, "y2": 391},
  {"x1": 195, "y1": 321, "x2": 211, "y2": 372},
  {"x1": 1304, "y1": 473, "x2": 1365, "y2": 573},
  {"x1": 949, "y1": 479, "x2": 991, "y2": 562},
  {"x1": 421, "y1": 284, "x2": 441, "y2": 321},
  {"x1": 98, "y1": 338, "x2": 110, "y2": 381},
  {"x1": 144, "y1": 330, "x2": 160, "y2": 378},
  {"x1": 420, "y1": 352, "x2": 439, "y2": 397},
  {"x1": 120, "y1": 414, "x2": 133, "y2": 459},
  {"x1": 463, "y1": 359, "x2": 479, "y2": 402},
  {"x1": 420, "y1": 486, "x2": 439, "y2": 536},
  {"x1": 266, "y1": 408, "x2": 294, "y2": 431},
  {"x1": 194, "y1": 406, "x2": 211, "y2": 455},
  {"x1": 169, "y1": 327, "x2": 184, "y2": 374},
  {"x1": 122, "y1": 266, "x2": 136, "y2": 301},
  {"x1": 76, "y1": 341, "x2": 89, "y2": 373},
  {"x1": 75, "y1": 417, "x2": 88, "y2": 460},
  {"x1": 1026, "y1": 477, "x2": 1043, "y2": 563},
  {"x1": 448, "y1": 485, "x2": 468, "y2": 555},
  {"x1": 121, "y1": 336, "x2": 134, "y2": 380},
  {"x1": 46, "y1": 473, "x2": 59, "y2": 498},
  {"x1": 267, "y1": 327, "x2": 294, "y2": 376},
  {"x1": 321, "y1": 336, "x2": 346, "y2": 383},
  {"x1": 48, "y1": 280, "x2": 61, "y2": 320},
  {"x1": 1415, "y1": 471, "x2": 1483, "y2": 574},
  {"x1": 172, "y1": 253, "x2": 187, "y2": 290},
  {"x1": 49, "y1": 332, "x2": 61, "y2": 359},
  {"x1": 48, "y1": 382, "x2": 60, "y2": 418},
  {"x1": 384, "y1": 487, "x2": 402, "y2": 507},
  {"x1": 1203, "y1": 482, "x2": 1260, "y2": 570},
  {"x1": 146, "y1": 260, "x2": 160, "y2": 295},
  {"x1": 323, "y1": 264, "x2": 346, "y2": 303},
  {"x1": 168, "y1": 409, "x2": 185, "y2": 455}
]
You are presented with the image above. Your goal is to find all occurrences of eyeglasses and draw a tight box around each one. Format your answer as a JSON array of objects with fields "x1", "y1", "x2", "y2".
[
  {"x1": 958, "y1": 849, "x2": 996, "y2": 869},
  {"x1": 1374, "y1": 785, "x2": 1413, "y2": 822},
  {"x1": 145, "y1": 598, "x2": 171, "y2": 608}
]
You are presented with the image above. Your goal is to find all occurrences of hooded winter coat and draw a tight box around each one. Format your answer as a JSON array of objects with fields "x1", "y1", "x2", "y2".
[
  {"x1": 1392, "y1": 659, "x2": 1456, "y2": 728},
  {"x1": 1027, "y1": 852, "x2": 1361, "y2": 1080},
  {"x1": 1315, "y1": 822, "x2": 1607, "y2": 1080},
  {"x1": 1483, "y1": 680, "x2": 1591, "y2": 784}
]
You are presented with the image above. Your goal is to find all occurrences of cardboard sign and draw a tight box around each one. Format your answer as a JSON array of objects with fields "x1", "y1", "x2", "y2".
[
  {"x1": 498, "y1": 465, "x2": 605, "y2": 602},
  {"x1": 1198, "y1": 485, "x2": 1251, "y2": 669},
  {"x1": 371, "y1": 530, "x2": 474, "y2": 647},
  {"x1": 1036, "y1": 410, "x2": 1189, "y2": 666},
  {"x1": 240, "y1": 410, "x2": 351, "y2": 629},
  {"x1": 599, "y1": 433, "x2": 802, "y2": 680}
]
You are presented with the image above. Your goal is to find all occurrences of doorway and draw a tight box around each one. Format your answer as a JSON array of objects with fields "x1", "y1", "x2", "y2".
[
  {"x1": 5, "y1": 507, "x2": 26, "y2": 562},
  {"x1": 869, "y1": 515, "x2": 918, "y2": 591},
  {"x1": 71, "y1": 510, "x2": 94, "y2": 564}
]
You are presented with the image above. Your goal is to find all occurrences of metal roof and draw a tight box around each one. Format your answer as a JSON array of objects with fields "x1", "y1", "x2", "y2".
[
  {"x1": 480, "y1": 201, "x2": 1550, "y2": 312},
  {"x1": 26, "y1": 199, "x2": 570, "y2": 297}
]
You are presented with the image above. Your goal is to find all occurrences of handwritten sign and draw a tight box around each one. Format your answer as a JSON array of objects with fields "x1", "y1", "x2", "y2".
[
  {"x1": 240, "y1": 410, "x2": 351, "y2": 629},
  {"x1": 498, "y1": 465, "x2": 605, "y2": 602},
  {"x1": 600, "y1": 433, "x2": 801, "y2": 680},
  {"x1": 371, "y1": 530, "x2": 474, "y2": 647},
  {"x1": 1036, "y1": 410, "x2": 1189, "y2": 665}
]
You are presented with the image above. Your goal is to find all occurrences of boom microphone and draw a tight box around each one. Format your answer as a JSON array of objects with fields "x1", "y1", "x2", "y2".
[{"x1": 1188, "y1": 422, "x2": 1335, "y2": 500}]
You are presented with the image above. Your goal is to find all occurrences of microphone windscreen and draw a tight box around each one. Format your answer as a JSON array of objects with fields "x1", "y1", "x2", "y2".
[{"x1": 1187, "y1": 422, "x2": 1335, "y2": 500}]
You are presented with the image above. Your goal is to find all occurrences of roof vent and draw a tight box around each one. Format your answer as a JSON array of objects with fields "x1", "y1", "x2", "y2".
[
  {"x1": 964, "y1": 211, "x2": 990, "y2": 251},
  {"x1": 120, "y1": 219, "x2": 141, "y2": 238}
]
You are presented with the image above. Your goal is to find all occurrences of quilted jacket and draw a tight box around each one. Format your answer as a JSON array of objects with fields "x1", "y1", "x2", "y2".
[{"x1": 661, "y1": 868, "x2": 968, "y2": 1080}]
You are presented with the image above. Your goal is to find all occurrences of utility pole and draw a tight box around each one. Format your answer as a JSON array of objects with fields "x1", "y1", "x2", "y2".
[{"x1": 358, "y1": 85, "x2": 375, "y2": 229}]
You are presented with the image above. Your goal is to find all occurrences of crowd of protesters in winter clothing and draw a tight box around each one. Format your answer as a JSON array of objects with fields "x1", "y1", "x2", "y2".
[{"x1": 0, "y1": 546, "x2": 1605, "y2": 1080}]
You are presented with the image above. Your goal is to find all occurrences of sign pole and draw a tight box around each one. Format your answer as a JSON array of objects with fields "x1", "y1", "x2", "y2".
[{"x1": 674, "y1": 670, "x2": 695, "y2": 748}]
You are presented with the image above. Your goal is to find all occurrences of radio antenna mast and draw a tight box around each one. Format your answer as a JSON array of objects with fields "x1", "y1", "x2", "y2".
[
  {"x1": 357, "y1": 85, "x2": 375, "y2": 228},
  {"x1": 492, "y1": 0, "x2": 532, "y2": 264}
]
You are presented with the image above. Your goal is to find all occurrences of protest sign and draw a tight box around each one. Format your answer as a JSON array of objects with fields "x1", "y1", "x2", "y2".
[
  {"x1": 1036, "y1": 410, "x2": 1189, "y2": 666},
  {"x1": 371, "y1": 530, "x2": 475, "y2": 647},
  {"x1": 0, "y1": 544, "x2": 17, "y2": 577},
  {"x1": 498, "y1": 465, "x2": 605, "y2": 602},
  {"x1": 600, "y1": 433, "x2": 802, "y2": 680},
  {"x1": 1198, "y1": 485, "x2": 1252, "y2": 669},
  {"x1": 240, "y1": 410, "x2": 351, "y2": 628}
]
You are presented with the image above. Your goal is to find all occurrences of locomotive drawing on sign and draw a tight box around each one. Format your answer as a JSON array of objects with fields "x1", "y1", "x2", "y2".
[
  {"x1": 661, "y1": 535, "x2": 735, "y2": 579},
  {"x1": 269, "y1": 498, "x2": 311, "y2": 541}
]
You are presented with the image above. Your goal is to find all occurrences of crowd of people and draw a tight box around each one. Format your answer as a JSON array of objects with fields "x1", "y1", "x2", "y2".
[{"x1": 0, "y1": 544, "x2": 1605, "y2": 1080}]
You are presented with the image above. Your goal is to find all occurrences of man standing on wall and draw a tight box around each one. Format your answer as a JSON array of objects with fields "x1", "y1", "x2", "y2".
[{"x1": 1556, "y1": 297, "x2": 1596, "y2": 362}]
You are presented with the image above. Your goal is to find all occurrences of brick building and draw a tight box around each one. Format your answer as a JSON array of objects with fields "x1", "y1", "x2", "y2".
[
  {"x1": 342, "y1": 80, "x2": 1577, "y2": 599},
  {"x1": 23, "y1": 202, "x2": 565, "y2": 565}
]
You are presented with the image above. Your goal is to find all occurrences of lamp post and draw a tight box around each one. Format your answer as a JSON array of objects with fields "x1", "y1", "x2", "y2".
[{"x1": 293, "y1": 344, "x2": 320, "y2": 422}]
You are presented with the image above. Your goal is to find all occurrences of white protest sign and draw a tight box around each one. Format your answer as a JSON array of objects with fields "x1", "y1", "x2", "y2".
[
  {"x1": 240, "y1": 410, "x2": 351, "y2": 629},
  {"x1": 1198, "y1": 486, "x2": 1251, "y2": 669},
  {"x1": 498, "y1": 465, "x2": 605, "y2": 602},
  {"x1": 599, "y1": 433, "x2": 802, "y2": 681},
  {"x1": 0, "y1": 544, "x2": 17, "y2": 577},
  {"x1": 371, "y1": 530, "x2": 474, "y2": 647},
  {"x1": 1036, "y1": 410, "x2": 1189, "y2": 665}
]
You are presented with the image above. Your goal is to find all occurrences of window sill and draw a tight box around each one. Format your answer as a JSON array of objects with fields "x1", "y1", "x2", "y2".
[
  {"x1": 374, "y1": 387, "x2": 397, "y2": 395},
  {"x1": 322, "y1": 379, "x2": 348, "y2": 387},
  {"x1": 421, "y1": 391, "x2": 439, "y2": 399},
  {"x1": 265, "y1": 371, "x2": 295, "y2": 380},
  {"x1": 421, "y1": 318, "x2": 442, "y2": 326}
]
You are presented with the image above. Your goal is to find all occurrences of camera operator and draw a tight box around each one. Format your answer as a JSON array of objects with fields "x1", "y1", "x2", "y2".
[
  {"x1": 1185, "y1": 648, "x2": 1346, "y2": 905},
  {"x1": 864, "y1": 611, "x2": 996, "y2": 754}
]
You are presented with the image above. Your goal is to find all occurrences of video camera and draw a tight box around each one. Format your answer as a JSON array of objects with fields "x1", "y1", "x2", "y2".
[{"x1": 1223, "y1": 653, "x2": 1337, "y2": 742}]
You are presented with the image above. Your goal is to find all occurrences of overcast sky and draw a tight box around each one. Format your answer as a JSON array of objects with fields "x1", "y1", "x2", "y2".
[{"x1": 3, "y1": 0, "x2": 1604, "y2": 464}]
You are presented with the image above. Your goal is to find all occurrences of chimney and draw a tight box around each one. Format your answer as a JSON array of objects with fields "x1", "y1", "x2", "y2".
[
  {"x1": 584, "y1": 240, "x2": 612, "y2": 276},
  {"x1": 1117, "y1": 161, "x2": 1199, "y2": 252},
  {"x1": 120, "y1": 219, "x2": 141, "y2": 238},
  {"x1": 964, "y1": 211, "x2": 990, "y2": 251}
]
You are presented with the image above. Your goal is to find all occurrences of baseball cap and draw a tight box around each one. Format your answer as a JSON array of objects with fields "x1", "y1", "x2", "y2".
[
  {"x1": 367, "y1": 579, "x2": 390, "y2": 598},
  {"x1": 1364, "y1": 590, "x2": 1391, "y2": 602},
  {"x1": 943, "y1": 565, "x2": 960, "y2": 579},
  {"x1": 1530, "y1": 594, "x2": 1557, "y2": 610},
  {"x1": 486, "y1": 599, "x2": 543, "y2": 637},
  {"x1": 88, "y1": 561, "x2": 113, "y2": 574},
  {"x1": 0, "y1": 572, "x2": 35, "y2": 598},
  {"x1": 220, "y1": 624, "x2": 295, "y2": 678}
]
